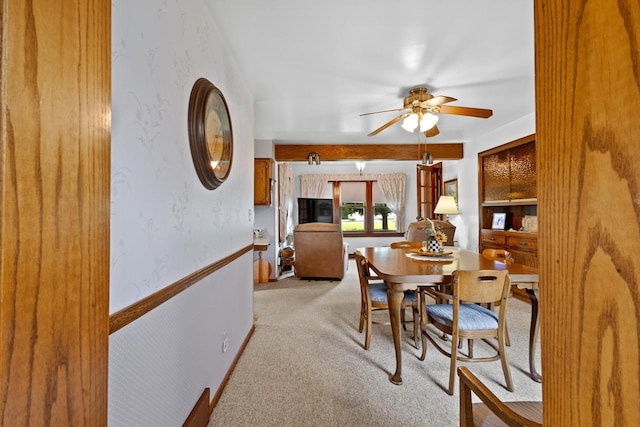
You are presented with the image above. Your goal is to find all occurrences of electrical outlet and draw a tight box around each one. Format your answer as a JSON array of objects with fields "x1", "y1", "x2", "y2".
[
  {"x1": 248, "y1": 209, "x2": 253, "y2": 222},
  {"x1": 222, "y1": 332, "x2": 229, "y2": 353}
]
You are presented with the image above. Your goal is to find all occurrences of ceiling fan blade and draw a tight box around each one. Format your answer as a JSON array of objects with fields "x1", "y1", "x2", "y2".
[
  {"x1": 438, "y1": 105, "x2": 493, "y2": 118},
  {"x1": 423, "y1": 96, "x2": 457, "y2": 106},
  {"x1": 424, "y1": 125, "x2": 440, "y2": 138},
  {"x1": 368, "y1": 113, "x2": 410, "y2": 136},
  {"x1": 360, "y1": 108, "x2": 406, "y2": 116}
]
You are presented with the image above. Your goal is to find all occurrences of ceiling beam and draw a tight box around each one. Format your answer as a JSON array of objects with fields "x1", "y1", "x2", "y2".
[{"x1": 274, "y1": 143, "x2": 463, "y2": 162}]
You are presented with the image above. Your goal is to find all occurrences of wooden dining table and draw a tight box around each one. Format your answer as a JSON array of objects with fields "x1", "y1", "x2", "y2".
[{"x1": 357, "y1": 246, "x2": 541, "y2": 385}]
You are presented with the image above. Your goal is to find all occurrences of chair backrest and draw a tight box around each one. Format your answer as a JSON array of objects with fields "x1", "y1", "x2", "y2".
[
  {"x1": 294, "y1": 222, "x2": 346, "y2": 279},
  {"x1": 404, "y1": 219, "x2": 456, "y2": 246},
  {"x1": 390, "y1": 240, "x2": 422, "y2": 249},
  {"x1": 458, "y1": 367, "x2": 542, "y2": 427},
  {"x1": 353, "y1": 250, "x2": 369, "y2": 290},
  {"x1": 452, "y1": 270, "x2": 510, "y2": 305},
  {"x1": 482, "y1": 248, "x2": 512, "y2": 263}
]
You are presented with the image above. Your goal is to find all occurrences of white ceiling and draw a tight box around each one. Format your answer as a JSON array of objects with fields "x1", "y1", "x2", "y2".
[{"x1": 205, "y1": 0, "x2": 535, "y2": 146}]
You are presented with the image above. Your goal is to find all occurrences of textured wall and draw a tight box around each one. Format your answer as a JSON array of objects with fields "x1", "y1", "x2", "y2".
[
  {"x1": 110, "y1": 0, "x2": 254, "y2": 312},
  {"x1": 109, "y1": 0, "x2": 255, "y2": 425}
]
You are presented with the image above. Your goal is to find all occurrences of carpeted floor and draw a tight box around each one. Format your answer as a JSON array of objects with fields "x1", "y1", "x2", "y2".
[{"x1": 208, "y1": 260, "x2": 542, "y2": 427}]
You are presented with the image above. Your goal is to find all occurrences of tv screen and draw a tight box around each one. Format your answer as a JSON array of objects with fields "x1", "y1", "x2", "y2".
[{"x1": 298, "y1": 198, "x2": 333, "y2": 224}]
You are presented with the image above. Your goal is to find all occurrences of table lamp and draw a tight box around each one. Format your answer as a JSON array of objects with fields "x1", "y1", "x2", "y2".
[{"x1": 434, "y1": 195, "x2": 459, "y2": 221}]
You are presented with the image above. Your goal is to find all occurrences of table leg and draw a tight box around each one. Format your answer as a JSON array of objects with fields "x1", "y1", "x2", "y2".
[
  {"x1": 388, "y1": 283, "x2": 405, "y2": 385},
  {"x1": 526, "y1": 288, "x2": 542, "y2": 382}
]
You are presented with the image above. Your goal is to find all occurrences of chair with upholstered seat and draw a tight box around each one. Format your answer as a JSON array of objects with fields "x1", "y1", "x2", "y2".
[
  {"x1": 354, "y1": 250, "x2": 420, "y2": 349},
  {"x1": 294, "y1": 222, "x2": 348, "y2": 280},
  {"x1": 392, "y1": 238, "x2": 451, "y2": 307},
  {"x1": 420, "y1": 269, "x2": 513, "y2": 395},
  {"x1": 405, "y1": 219, "x2": 456, "y2": 246},
  {"x1": 389, "y1": 240, "x2": 437, "y2": 344},
  {"x1": 481, "y1": 248, "x2": 513, "y2": 346},
  {"x1": 458, "y1": 367, "x2": 542, "y2": 426}
]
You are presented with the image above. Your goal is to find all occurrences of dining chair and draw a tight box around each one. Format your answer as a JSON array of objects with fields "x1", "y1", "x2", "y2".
[
  {"x1": 354, "y1": 250, "x2": 420, "y2": 349},
  {"x1": 419, "y1": 269, "x2": 513, "y2": 395},
  {"x1": 390, "y1": 240, "x2": 422, "y2": 249},
  {"x1": 458, "y1": 367, "x2": 542, "y2": 426},
  {"x1": 481, "y1": 248, "x2": 513, "y2": 263},
  {"x1": 481, "y1": 248, "x2": 513, "y2": 346},
  {"x1": 390, "y1": 239, "x2": 448, "y2": 344}
]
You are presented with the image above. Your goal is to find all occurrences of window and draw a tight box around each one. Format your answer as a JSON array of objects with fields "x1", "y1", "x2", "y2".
[{"x1": 335, "y1": 181, "x2": 398, "y2": 235}]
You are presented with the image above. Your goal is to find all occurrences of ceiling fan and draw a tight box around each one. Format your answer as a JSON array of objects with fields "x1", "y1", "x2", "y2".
[{"x1": 361, "y1": 87, "x2": 493, "y2": 137}]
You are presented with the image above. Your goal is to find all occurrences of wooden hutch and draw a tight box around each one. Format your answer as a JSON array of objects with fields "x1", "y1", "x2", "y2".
[{"x1": 478, "y1": 134, "x2": 537, "y2": 297}]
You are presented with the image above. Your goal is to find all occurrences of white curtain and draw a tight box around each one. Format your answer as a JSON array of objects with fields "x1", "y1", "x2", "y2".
[
  {"x1": 278, "y1": 163, "x2": 295, "y2": 243},
  {"x1": 377, "y1": 173, "x2": 406, "y2": 231},
  {"x1": 300, "y1": 174, "x2": 329, "y2": 198}
]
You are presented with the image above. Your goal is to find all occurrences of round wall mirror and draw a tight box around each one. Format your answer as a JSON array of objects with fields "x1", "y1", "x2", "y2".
[{"x1": 188, "y1": 78, "x2": 233, "y2": 190}]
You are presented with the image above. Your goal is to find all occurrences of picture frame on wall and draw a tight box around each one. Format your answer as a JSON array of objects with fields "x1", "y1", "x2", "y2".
[
  {"x1": 444, "y1": 178, "x2": 458, "y2": 203},
  {"x1": 491, "y1": 212, "x2": 507, "y2": 230}
]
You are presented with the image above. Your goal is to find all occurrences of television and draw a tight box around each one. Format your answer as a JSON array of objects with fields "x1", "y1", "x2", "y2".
[{"x1": 298, "y1": 198, "x2": 333, "y2": 224}]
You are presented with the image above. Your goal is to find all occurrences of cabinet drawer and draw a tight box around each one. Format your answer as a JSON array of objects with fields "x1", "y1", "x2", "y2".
[
  {"x1": 507, "y1": 236, "x2": 537, "y2": 251},
  {"x1": 481, "y1": 233, "x2": 506, "y2": 245}
]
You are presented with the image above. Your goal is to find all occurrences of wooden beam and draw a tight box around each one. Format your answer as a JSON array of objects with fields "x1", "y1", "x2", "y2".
[{"x1": 274, "y1": 143, "x2": 463, "y2": 162}]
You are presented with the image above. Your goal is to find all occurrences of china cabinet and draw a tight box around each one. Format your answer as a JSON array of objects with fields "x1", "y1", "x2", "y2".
[{"x1": 478, "y1": 134, "x2": 537, "y2": 299}]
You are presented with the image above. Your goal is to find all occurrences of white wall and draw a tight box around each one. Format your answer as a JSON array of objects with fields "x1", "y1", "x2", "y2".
[{"x1": 110, "y1": 1, "x2": 255, "y2": 425}]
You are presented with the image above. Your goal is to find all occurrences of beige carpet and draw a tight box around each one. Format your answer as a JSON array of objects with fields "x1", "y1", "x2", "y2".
[{"x1": 208, "y1": 260, "x2": 542, "y2": 427}]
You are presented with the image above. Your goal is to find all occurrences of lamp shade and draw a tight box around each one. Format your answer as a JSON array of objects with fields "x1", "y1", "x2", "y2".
[
  {"x1": 401, "y1": 113, "x2": 419, "y2": 131},
  {"x1": 419, "y1": 113, "x2": 439, "y2": 132},
  {"x1": 434, "y1": 195, "x2": 459, "y2": 215}
]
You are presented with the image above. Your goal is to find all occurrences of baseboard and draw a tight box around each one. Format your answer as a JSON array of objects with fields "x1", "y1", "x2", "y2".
[
  {"x1": 209, "y1": 323, "x2": 256, "y2": 415},
  {"x1": 183, "y1": 388, "x2": 210, "y2": 427}
]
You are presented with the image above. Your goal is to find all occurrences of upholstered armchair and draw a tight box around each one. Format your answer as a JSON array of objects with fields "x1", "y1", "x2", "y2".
[
  {"x1": 294, "y1": 222, "x2": 348, "y2": 280},
  {"x1": 404, "y1": 219, "x2": 456, "y2": 246}
]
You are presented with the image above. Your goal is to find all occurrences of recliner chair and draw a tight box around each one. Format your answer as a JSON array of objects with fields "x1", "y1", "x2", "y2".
[{"x1": 294, "y1": 222, "x2": 348, "y2": 280}]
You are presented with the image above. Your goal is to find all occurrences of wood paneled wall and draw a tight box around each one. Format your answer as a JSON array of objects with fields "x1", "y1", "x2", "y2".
[
  {"x1": 536, "y1": 0, "x2": 640, "y2": 425},
  {"x1": 1, "y1": 0, "x2": 110, "y2": 425}
]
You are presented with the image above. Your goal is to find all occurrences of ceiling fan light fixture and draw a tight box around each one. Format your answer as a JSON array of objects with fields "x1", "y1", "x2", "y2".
[
  {"x1": 419, "y1": 113, "x2": 439, "y2": 132},
  {"x1": 401, "y1": 113, "x2": 419, "y2": 132},
  {"x1": 362, "y1": 87, "x2": 492, "y2": 137}
]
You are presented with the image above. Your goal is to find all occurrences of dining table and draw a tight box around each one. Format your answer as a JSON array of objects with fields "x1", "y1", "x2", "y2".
[{"x1": 357, "y1": 246, "x2": 541, "y2": 385}]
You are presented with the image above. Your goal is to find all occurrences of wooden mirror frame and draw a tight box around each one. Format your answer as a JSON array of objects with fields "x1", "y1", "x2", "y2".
[{"x1": 187, "y1": 78, "x2": 233, "y2": 190}]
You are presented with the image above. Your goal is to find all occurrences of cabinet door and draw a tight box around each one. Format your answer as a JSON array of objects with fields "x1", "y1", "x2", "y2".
[
  {"x1": 482, "y1": 151, "x2": 510, "y2": 202},
  {"x1": 509, "y1": 141, "x2": 537, "y2": 199},
  {"x1": 254, "y1": 158, "x2": 273, "y2": 205}
]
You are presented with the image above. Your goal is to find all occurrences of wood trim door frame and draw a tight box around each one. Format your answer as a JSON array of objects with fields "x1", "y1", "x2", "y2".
[{"x1": 1, "y1": 1, "x2": 111, "y2": 424}]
